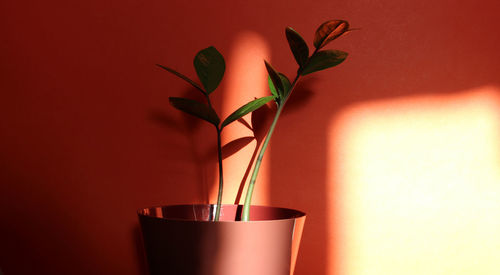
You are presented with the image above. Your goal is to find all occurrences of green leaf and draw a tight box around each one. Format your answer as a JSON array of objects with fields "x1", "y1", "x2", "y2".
[
  {"x1": 279, "y1": 73, "x2": 291, "y2": 98},
  {"x1": 193, "y1": 46, "x2": 225, "y2": 94},
  {"x1": 313, "y1": 20, "x2": 350, "y2": 49},
  {"x1": 264, "y1": 60, "x2": 283, "y2": 97},
  {"x1": 156, "y1": 64, "x2": 205, "y2": 94},
  {"x1": 267, "y1": 76, "x2": 279, "y2": 99},
  {"x1": 301, "y1": 50, "x2": 348, "y2": 76},
  {"x1": 267, "y1": 73, "x2": 291, "y2": 104},
  {"x1": 221, "y1": 96, "x2": 274, "y2": 128},
  {"x1": 285, "y1": 27, "x2": 309, "y2": 67},
  {"x1": 169, "y1": 97, "x2": 220, "y2": 126}
]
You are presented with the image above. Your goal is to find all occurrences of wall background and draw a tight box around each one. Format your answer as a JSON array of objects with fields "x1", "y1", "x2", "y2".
[{"x1": 1, "y1": 0, "x2": 500, "y2": 274}]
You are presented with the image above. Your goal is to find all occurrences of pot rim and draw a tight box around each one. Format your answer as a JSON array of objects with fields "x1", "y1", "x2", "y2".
[{"x1": 137, "y1": 204, "x2": 306, "y2": 223}]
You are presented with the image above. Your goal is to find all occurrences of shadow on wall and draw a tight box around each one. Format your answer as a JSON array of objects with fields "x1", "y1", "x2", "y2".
[
  {"x1": 133, "y1": 226, "x2": 149, "y2": 275},
  {"x1": 0, "y1": 178, "x2": 103, "y2": 274},
  {"x1": 149, "y1": 87, "x2": 218, "y2": 204}
]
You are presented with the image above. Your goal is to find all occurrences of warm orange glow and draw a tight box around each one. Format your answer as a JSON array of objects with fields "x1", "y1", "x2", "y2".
[
  {"x1": 328, "y1": 86, "x2": 500, "y2": 274},
  {"x1": 209, "y1": 31, "x2": 271, "y2": 205}
]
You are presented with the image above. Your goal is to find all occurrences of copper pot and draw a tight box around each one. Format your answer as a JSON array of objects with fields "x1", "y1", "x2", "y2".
[{"x1": 138, "y1": 204, "x2": 306, "y2": 275}]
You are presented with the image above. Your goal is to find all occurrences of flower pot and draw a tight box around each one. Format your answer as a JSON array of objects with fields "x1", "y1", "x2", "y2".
[{"x1": 138, "y1": 204, "x2": 306, "y2": 275}]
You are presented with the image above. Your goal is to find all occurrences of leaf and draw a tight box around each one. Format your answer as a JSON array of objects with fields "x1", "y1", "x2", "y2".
[
  {"x1": 156, "y1": 64, "x2": 205, "y2": 94},
  {"x1": 285, "y1": 27, "x2": 309, "y2": 67},
  {"x1": 169, "y1": 97, "x2": 220, "y2": 126},
  {"x1": 268, "y1": 73, "x2": 291, "y2": 104},
  {"x1": 221, "y1": 96, "x2": 274, "y2": 128},
  {"x1": 279, "y1": 73, "x2": 291, "y2": 98},
  {"x1": 313, "y1": 20, "x2": 350, "y2": 49},
  {"x1": 193, "y1": 46, "x2": 225, "y2": 94},
  {"x1": 301, "y1": 50, "x2": 348, "y2": 76},
  {"x1": 264, "y1": 60, "x2": 283, "y2": 97},
  {"x1": 267, "y1": 76, "x2": 279, "y2": 99},
  {"x1": 267, "y1": 76, "x2": 281, "y2": 105}
]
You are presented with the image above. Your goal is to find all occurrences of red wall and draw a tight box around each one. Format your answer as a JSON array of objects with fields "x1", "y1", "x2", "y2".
[{"x1": 1, "y1": 0, "x2": 499, "y2": 274}]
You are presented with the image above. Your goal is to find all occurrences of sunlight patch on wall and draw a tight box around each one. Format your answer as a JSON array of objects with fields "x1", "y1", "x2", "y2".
[
  {"x1": 210, "y1": 31, "x2": 271, "y2": 205},
  {"x1": 327, "y1": 86, "x2": 500, "y2": 275}
]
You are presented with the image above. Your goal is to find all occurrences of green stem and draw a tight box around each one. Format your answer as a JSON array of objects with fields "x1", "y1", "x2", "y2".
[
  {"x1": 241, "y1": 106, "x2": 283, "y2": 221},
  {"x1": 214, "y1": 127, "x2": 223, "y2": 221},
  {"x1": 240, "y1": 48, "x2": 320, "y2": 221},
  {"x1": 241, "y1": 74, "x2": 301, "y2": 221}
]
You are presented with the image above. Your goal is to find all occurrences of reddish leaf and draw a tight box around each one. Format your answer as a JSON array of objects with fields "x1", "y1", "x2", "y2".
[{"x1": 313, "y1": 20, "x2": 350, "y2": 49}]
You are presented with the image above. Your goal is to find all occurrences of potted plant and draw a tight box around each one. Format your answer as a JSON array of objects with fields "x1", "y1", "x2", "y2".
[{"x1": 139, "y1": 19, "x2": 354, "y2": 275}]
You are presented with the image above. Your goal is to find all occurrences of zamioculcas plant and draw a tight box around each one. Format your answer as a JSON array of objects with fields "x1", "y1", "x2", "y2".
[
  {"x1": 158, "y1": 19, "x2": 354, "y2": 222},
  {"x1": 157, "y1": 47, "x2": 274, "y2": 221}
]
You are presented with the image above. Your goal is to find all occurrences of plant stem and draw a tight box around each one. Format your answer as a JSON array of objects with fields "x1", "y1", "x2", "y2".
[
  {"x1": 241, "y1": 74, "x2": 301, "y2": 221},
  {"x1": 240, "y1": 47, "x2": 322, "y2": 221},
  {"x1": 204, "y1": 93, "x2": 223, "y2": 222},
  {"x1": 214, "y1": 127, "x2": 223, "y2": 221},
  {"x1": 241, "y1": 106, "x2": 283, "y2": 221}
]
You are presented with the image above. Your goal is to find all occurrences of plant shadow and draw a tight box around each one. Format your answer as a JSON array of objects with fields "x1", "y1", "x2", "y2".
[{"x1": 149, "y1": 87, "x2": 215, "y2": 204}]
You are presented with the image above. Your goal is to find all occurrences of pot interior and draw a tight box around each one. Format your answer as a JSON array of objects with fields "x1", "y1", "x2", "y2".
[{"x1": 138, "y1": 204, "x2": 305, "y2": 222}]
